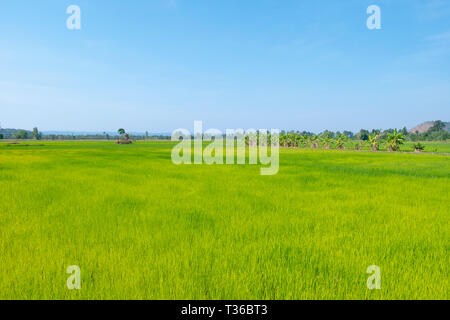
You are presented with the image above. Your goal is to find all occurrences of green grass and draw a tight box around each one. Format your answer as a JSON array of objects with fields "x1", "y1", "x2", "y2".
[
  {"x1": 0, "y1": 141, "x2": 448, "y2": 299},
  {"x1": 341, "y1": 140, "x2": 450, "y2": 153},
  {"x1": 400, "y1": 140, "x2": 450, "y2": 153}
]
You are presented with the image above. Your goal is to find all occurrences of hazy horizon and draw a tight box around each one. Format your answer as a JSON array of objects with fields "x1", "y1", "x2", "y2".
[{"x1": 1, "y1": 119, "x2": 448, "y2": 136}]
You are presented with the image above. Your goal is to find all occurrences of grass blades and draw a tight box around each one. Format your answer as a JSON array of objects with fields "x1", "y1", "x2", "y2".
[{"x1": 0, "y1": 141, "x2": 448, "y2": 299}]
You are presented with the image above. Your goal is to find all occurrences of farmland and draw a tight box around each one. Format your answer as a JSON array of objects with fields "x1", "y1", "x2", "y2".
[{"x1": 0, "y1": 141, "x2": 448, "y2": 299}]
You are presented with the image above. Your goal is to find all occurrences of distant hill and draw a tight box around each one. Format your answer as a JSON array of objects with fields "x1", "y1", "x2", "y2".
[
  {"x1": 409, "y1": 121, "x2": 450, "y2": 134},
  {"x1": 0, "y1": 128, "x2": 31, "y2": 138}
]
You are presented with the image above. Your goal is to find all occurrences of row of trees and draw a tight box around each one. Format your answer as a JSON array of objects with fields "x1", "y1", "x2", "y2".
[
  {"x1": 1, "y1": 121, "x2": 447, "y2": 144},
  {"x1": 278, "y1": 121, "x2": 448, "y2": 143},
  {"x1": 0, "y1": 128, "x2": 41, "y2": 140},
  {"x1": 277, "y1": 129, "x2": 408, "y2": 151},
  {"x1": 0, "y1": 127, "x2": 170, "y2": 141}
]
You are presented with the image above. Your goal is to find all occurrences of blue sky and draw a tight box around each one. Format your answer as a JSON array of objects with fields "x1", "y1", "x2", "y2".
[{"x1": 1, "y1": 0, "x2": 449, "y2": 133}]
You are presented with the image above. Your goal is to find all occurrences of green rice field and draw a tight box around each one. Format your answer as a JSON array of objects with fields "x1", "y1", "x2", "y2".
[{"x1": 0, "y1": 141, "x2": 448, "y2": 299}]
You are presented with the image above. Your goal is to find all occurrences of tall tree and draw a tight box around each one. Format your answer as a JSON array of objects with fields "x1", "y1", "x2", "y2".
[
  {"x1": 429, "y1": 120, "x2": 445, "y2": 132},
  {"x1": 401, "y1": 126, "x2": 408, "y2": 136},
  {"x1": 343, "y1": 131, "x2": 354, "y2": 139},
  {"x1": 358, "y1": 129, "x2": 370, "y2": 141},
  {"x1": 32, "y1": 127, "x2": 41, "y2": 140}
]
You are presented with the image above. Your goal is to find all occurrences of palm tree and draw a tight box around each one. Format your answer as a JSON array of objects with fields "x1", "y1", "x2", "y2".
[
  {"x1": 118, "y1": 128, "x2": 125, "y2": 136},
  {"x1": 386, "y1": 129, "x2": 406, "y2": 151}
]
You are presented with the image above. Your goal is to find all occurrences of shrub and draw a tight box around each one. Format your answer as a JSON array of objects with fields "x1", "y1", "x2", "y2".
[{"x1": 413, "y1": 143, "x2": 425, "y2": 152}]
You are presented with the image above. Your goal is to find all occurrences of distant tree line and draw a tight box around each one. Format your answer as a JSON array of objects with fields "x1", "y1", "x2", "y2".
[
  {"x1": 0, "y1": 128, "x2": 32, "y2": 139},
  {"x1": 38, "y1": 133, "x2": 170, "y2": 141},
  {"x1": 1, "y1": 120, "x2": 447, "y2": 142},
  {"x1": 407, "y1": 120, "x2": 449, "y2": 141},
  {"x1": 278, "y1": 120, "x2": 449, "y2": 143},
  {"x1": 277, "y1": 129, "x2": 408, "y2": 151},
  {"x1": 0, "y1": 127, "x2": 170, "y2": 141}
]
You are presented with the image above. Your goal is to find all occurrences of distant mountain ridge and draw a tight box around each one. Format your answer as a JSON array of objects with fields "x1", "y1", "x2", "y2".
[{"x1": 409, "y1": 121, "x2": 450, "y2": 134}]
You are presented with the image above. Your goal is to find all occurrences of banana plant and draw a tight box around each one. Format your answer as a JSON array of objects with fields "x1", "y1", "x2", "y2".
[
  {"x1": 297, "y1": 134, "x2": 308, "y2": 148},
  {"x1": 319, "y1": 134, "x2": 333, "y2": 149},
  {"x1": 287, "y1": 132, "x2": 296, "y2": 147},
  {"x1": 413, "y1": 142, "x2": 425, "y2": 152},
  {"x1": 309, "y1": 134, "x2": 319, "y2": 149},
  {"x1": 353, "y1": 139, "x2": 363, "y2": 150},
  {"x1": 386, "y1": 129, "x2": 406, "y2": 151},
  {"x1": 279, "y1": 132, "x2": 287, "y2": 147},
  {"x1": 368, "y1": 133, "x2": 380, "y2": 151},
  {"x1": 335, "y1": 133, "x2": 347, "y2": 150}
]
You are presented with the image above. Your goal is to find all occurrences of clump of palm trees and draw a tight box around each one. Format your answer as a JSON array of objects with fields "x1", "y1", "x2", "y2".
[{"x1": 278, "y1": 129, "x2": 407, "y2": 152}]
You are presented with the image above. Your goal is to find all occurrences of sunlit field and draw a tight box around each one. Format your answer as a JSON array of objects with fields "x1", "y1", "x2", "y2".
[
  {"x1": 400, "y1": 141, "x2": 450, "y2": 153},
  {"x1": 342, "y1": 140, "x2": 450, "y2": 153},
  {"x1": 0, "y1": 141, "x2": 448, "y2": 299}
]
